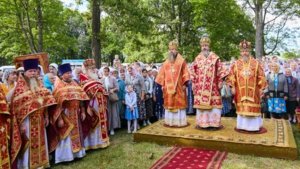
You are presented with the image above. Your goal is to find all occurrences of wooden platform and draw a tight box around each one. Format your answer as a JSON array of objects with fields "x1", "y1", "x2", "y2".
[{"x1": 133, "y1": 117, "x2": 298, "y2": 160}]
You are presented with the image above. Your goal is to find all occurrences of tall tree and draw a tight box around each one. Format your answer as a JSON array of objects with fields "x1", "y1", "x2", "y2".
[
  {"x1": 244, "y1": 0, "x2": 300, "y2": 58},
  {"x1": 37, "y1": 0, "x2": 43, "y2": 52},
  {"x1": 91, "y1": 0, "x2": 101, "y2": 68}
]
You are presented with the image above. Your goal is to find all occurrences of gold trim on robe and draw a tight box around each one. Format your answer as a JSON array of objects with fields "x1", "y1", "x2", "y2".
[
  {"x1": 0, "y1": 87, "x2": 10, "y2": 169},
  {"x1": 80, "y1": 74, "x2": 110, "y2": 149},
  {"x1": 191, "y1": 52, "x2": 227, "y2": 110},
  {"x1": 227, "y1": 57, "x2": 267, "y2": 117},
  {"x1": 10, "y1": 75, "x2": 57, "y2": 169},
  {"x1": 155, "y1": 54, "x2": 190, "y2": 110},
  {"x1": 50, "y1": 77, "x2": 89, "y2": 153}
]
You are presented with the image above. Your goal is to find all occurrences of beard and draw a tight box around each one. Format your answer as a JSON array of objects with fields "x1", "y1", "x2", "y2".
[
  {"x1": 29, "y1": 78, "x2": 39, "y2": 92},
  {"x1": 88, "y1": 71, "x2": 99, "y2": 80},
  {"x1": 202, "y1": 49, "x2": 210, "y2": 57},
  {"x1": 242, "y1": 55, "x2": 249, "y2": 62},
  {"x1": 168, "y1": 52, "x2": 177, "y2": 63}
]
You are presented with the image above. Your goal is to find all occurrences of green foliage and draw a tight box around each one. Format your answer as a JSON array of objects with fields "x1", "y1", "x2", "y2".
[
  {"x1": 0, "y1": 0, "x2": 280, "y2": 65},
  {"x1": 51, "y1": 130, "x2": 170, "y2": 169},
  {"x1": 0, "y1": 0, "x2": 90, "y2": 64},
  {"x1": 191, "y1": 0, "x2": 255, "y2": 60},
  {"x1": 282, "y1": 51, "x2": 300, "y2": 59}
]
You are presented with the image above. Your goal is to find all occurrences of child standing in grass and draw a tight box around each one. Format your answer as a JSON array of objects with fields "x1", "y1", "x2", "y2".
[{"x1": 125, "y1": 84, "x2": 139, "y2": 133}]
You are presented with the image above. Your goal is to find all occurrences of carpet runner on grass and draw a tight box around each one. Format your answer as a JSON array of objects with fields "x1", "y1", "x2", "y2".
[{"x1": 150, "y1": 147, "x2": 227, "y2": 169}]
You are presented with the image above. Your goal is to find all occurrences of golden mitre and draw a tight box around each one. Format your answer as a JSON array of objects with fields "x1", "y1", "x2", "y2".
[
  {"x1": 83, "y1": 58, "x2": 96, "y2": 69},
  {"x1": 239, "y1": 40, "x2": 251, "y2": 50},
  {"x1": 168, "y1": 40, "x2": 178, "y2": 49},
  {"x1": 200, "y1": 35, "x2": 210, "y2": 45}
]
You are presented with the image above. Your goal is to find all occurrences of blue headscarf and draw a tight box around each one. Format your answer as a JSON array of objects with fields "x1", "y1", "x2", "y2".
[{"x1": 43, "y1": 74, "x2": 54, "y2": 92}]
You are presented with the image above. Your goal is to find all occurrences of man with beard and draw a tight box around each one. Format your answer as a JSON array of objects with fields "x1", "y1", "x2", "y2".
[
  {"x1": 190, "y1": 35, "x2": 227, "y2": 129},
  {"x1": 227, "y1": 40, "x2": 267, "y2": 132},
  {"x1": 0, "y1": 87, "x2": 11, "y2": 169},
  {"x1": 80, "y1": 59, "x2": 110, "y2": 149},
  {"x1": 49, "y1": 63, "x2": 90, "y2": 163},
  {"x1": 155, "y1": 40, "x2": 190, "y2": 127},
  {"x1": 10, "y1": 59, "x2": 57, "y2": 169}
]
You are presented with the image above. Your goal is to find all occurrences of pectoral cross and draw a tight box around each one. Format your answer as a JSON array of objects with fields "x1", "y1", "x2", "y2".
[
  {"x1": 171, "y1": 65, "x2": 175, "y2": 73},
  {"x1": 242, "y1": 69, "x2": 250, "y2": 77}
]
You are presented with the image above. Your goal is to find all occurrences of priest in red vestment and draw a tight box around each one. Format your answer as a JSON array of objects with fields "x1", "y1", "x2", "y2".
[
  {"x1": 155, "y1": 40, "x2": 190, "y2": 127},
  {"x1": 80, "y1": 59, "x2": 110, "y2": 149},
  {"x1": 190, "y1": 35, "x2": 227, "y2": 129},
  {"x1": 0, "y1": 87, "x2": 10, "y2": 169},
  {"x1": 50, "y1": 63, "x2": 90, "y2": 164},
  {"x1": 227, "y1": 40, "x2": 267, "y2": 131},
  {"x1": 10, "y1": 59, "x2": 57, "y2": 169}
]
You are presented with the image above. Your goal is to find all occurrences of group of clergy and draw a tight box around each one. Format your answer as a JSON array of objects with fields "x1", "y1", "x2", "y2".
[
  {"x1": 0, "y1": 35, "x2": 293, "y2": 169},
  {"x1": 0, "y1": 58, "x2": 109, "y2": 169},
  {"x1": 156, "y1": 37, "x2": 267, "y2": 132}
]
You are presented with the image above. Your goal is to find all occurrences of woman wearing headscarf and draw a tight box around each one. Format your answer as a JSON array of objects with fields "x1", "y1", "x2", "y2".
[
  {"x1": 101, "y1": 67, "x2": 120, "y2": 135},
  {"x1": 1, "y1": 69, "x2": 17, "y2": 97},
  {"x1": 43, "y1": 72, "x2": 56, "y2": 92},
  {"x1": 265, "y1": 62, "x2": 288, "y2": 119}
]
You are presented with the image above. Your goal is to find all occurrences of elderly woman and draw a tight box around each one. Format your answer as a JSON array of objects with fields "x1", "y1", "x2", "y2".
[
  {"x1": 285, "y1": 68, "x2": 300, "y2": 123},
  {"x1": 101, "y1": 67, "x2": 120, "y2": 135},
  {"x1": 49, "y1": 63, "x2": 58, "y2": 75},
  {"x1": 72, "y1": 67, "x2": 83, "y2": 84},
  {"x1": 1, "y1": 69, "x2": 17, "y2": 96},
  {"x1": 43, "y1": 72, "x2": 56, "y2": 92},
  {"x1": 265, "y1": 63, "x2": 288, "y2": 119},
  {"x1": 125, "y1": 66, "x2": 146, "y2": 126}
]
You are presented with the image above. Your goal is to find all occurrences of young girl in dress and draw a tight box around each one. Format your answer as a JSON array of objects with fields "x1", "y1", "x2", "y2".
[{"x1": 125, "y1": 84, "x2": 139, "y2": 133}]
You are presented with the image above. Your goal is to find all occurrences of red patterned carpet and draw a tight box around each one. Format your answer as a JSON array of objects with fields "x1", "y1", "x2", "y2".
[{"x1": 150, "y1": 147, "x2": 227, "y2": 169}]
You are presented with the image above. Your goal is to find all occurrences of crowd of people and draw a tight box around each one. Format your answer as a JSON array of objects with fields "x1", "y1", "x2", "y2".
[{"x1": 0, "y1": 36, "x2": 300, "y2": 169}]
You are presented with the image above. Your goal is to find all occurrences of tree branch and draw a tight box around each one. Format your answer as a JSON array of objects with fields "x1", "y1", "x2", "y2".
[
  {"x1": 245, "y1": 0, "x2": 255, "y2": 11},
  {"x1": 21, "y1": 0, "x2": 37, "y2": 53},
  {"x1": 13, "y1": 0, "x2": 36, "y2": 53},
  {"x1": 262, "y1": 0, "x2": 272, "y2": 23},
  {"x1": 265, "y1": 17, "x2": 289, "y2": 55},
  {"x1": 265, "y1": 3, "x2": 291, "y2": 25}
]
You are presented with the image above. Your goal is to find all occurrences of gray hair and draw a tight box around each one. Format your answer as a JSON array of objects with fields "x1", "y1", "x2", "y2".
[{"x1": 2, "y1": 69, "x2": 16, "y2": 84}]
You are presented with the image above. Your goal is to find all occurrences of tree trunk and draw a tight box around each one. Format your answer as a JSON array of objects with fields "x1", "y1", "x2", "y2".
[
  {"x1": 37, "y1": 0, "x2": 43, "y2": 52},
  {"x1": 254, "y1": 2, "x2": 264, "y2": 59},
  {"x1": 178, "y1": 1, "x2": 182, "y2": 46},
  {"x1": 13, "y1": 0, "x2": 37, "y2": 53},
  {"x1": 91, "y1": 0, "x2": 101, "y2": 68}
]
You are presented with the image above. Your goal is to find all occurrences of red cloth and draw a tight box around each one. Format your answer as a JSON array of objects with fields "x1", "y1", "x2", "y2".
[
  {"x1": 155, "y1": 54, "x2": 190, "y2": 110},
  {"x1": 150, "y1": 147, "x2": 227, "y2": 169},
  {"x1": 190, "y1": 52, "x2": 227, "y2": 110}
]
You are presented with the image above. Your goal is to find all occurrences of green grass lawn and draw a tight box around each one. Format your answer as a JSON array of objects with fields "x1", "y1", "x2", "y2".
[{"x1": 52, "y1": 125, "x2": 300, "y2": 169}]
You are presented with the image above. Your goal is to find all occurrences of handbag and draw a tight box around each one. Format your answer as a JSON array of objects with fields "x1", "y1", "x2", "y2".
[{"x1": 109, "y1": 92, "x2": 119, "y2": 102}]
